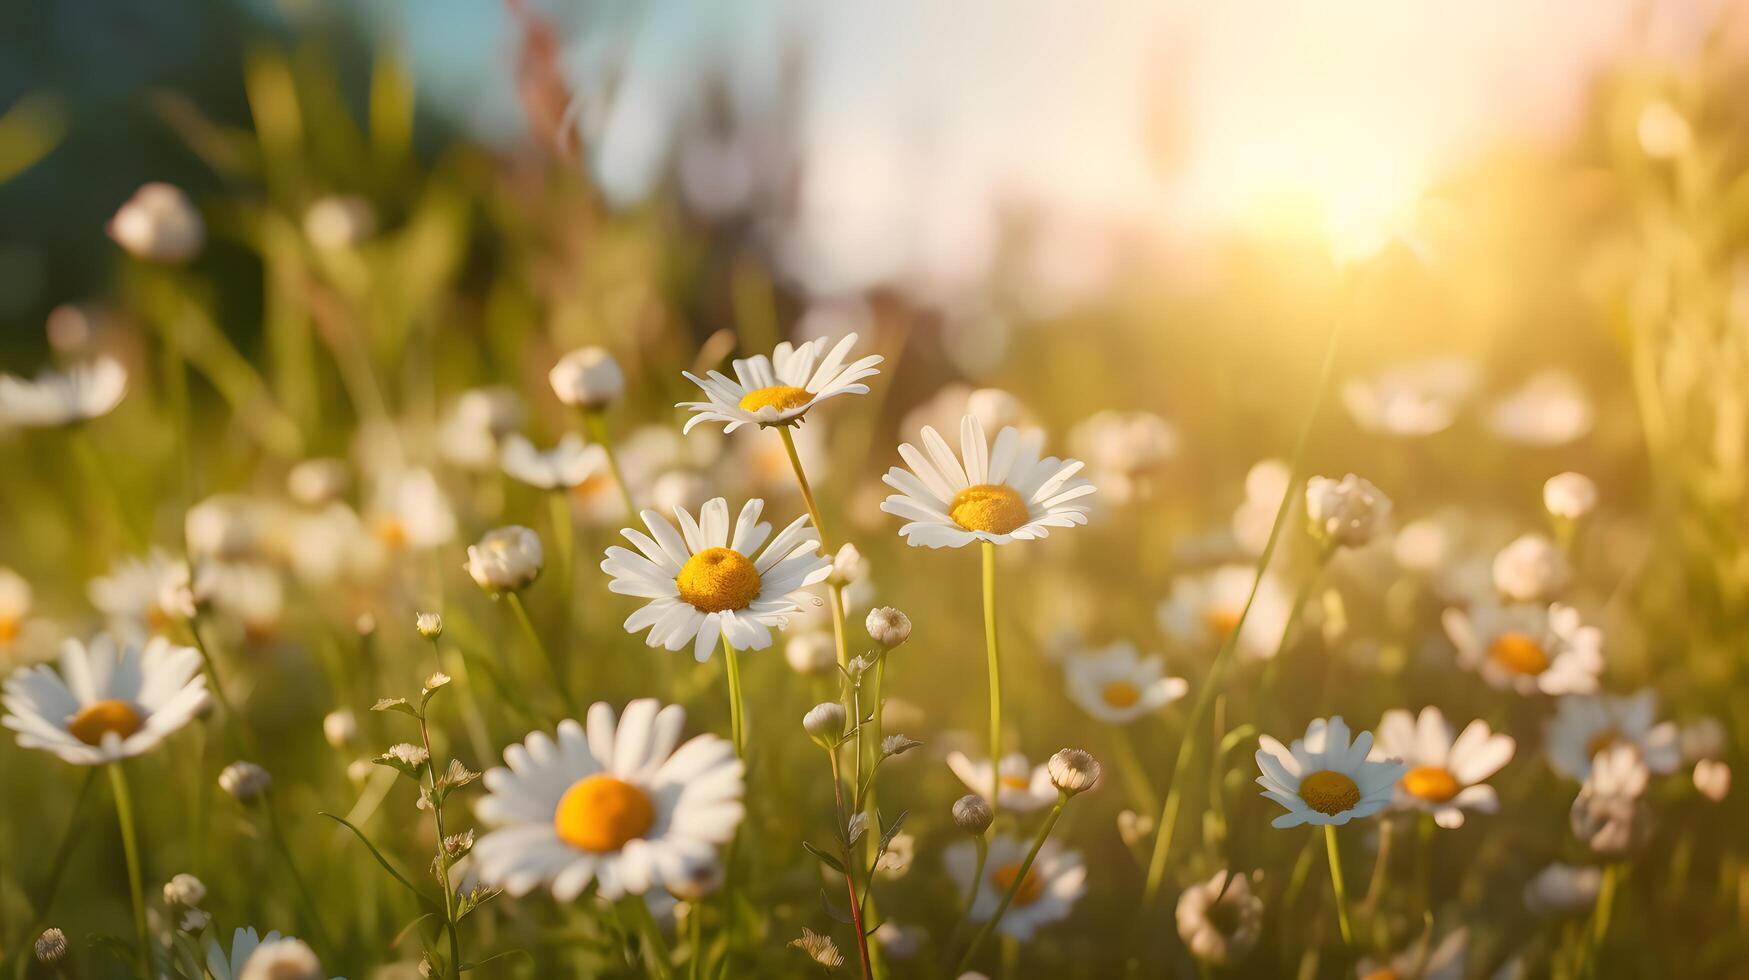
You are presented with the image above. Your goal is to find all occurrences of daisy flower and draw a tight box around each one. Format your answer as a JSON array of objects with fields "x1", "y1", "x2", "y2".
[
  {"x1": 880, "y1": 415, "x2": 1095, "y2": 548},
  {"x1": 944, "y1": 835, "x2": 1086, "y2": 940},
  {"x1": 205, "y1": 928, "x2": 338, "y2": 980},
  {"x1": 1063, "y1": 642, "x2": 1188, "y2": 724},
  {"x1": 1340, "y1": 358, "x2": 1477, "y2": 437},
  {"x1": 1373, "y1": 707, "x2": 1515, "y2": 828},
  {"x1": 1441, "y1": 602, "x2": 1601, "y2": 696},
  {"x1": 366, "y1": 468, "x2": 456, "y2": 551},
  {"x1": 2, "y1": 634, "x2": 208, "y2": 765},
  {"x1": 0, "y1": 356, "x2": 127, "y2": 427},
  {"x1": 678, "y1": 333, "x2": 882, "y2": 432},
  {"x1": 472, "y1": 699, "x2": 744, "y2": 900},
  {"x1": 0, "y1": 567, "x2": 31, "y2": 646},
  {"x1": 1157, "y1": 564, "x2": 1291, "y2": 661},
  {"x1": 945, "y1": 751, "x2": 1057, "y2": 813},
  {"x1": 501, "y1": 433, "x2": 609, "y2": 490},
  {"x1": 601, "y1": 497, "x2": 831, "y2": 662},
  {"x1": 1546, "y1": 690, "x2": 1680, "y2": 781},
  {"x1": 1255, "y1": 717, "x2": 1405, "y2": 828},
  {"x1": 1489, "y1": 370, "x2": 1592, "y2": 446}
]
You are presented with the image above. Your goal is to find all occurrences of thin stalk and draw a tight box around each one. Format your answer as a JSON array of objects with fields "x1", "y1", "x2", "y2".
[
  {"x1": 687, "y1": 897, "x2": 704, "y2": 980},
  {"x1": 505, "y1": 590, "x2": 573, "y2": 715},
  {"x1": 71, "y1": 426, "x2": 146, "y2": 549},
  {"x1": 583, "y1": 410, "x2": 637, "y2": 517},
  {"x1": 189, "y1": 618, "x2": 258, "y2": 758},
  {"x1": 776, "y1": 425, "x2": 852, "y2": 684},
  {"x1": 419, "y1": 712, "x2": 462, "y2": 980},
  {"x1": 942, "y1": 836, "x2": 990, "y2": 954},
  {"x1": 625, "y1": 896, "x2": 674, "y2": 980},
  {"x1": 549, "y1": 490, "x2": 576, "y2": 654},
  {"x1": 979, "y1": 541, "x2": 1002, "y2": 829},
  {"x1": 107, "y1": 764, "x2": 151, "y2": 979},
  {"x1": 1324, "y1": 825, "x2": 1354, "y2": 946},
  {"x1": 825, "y1": 746, "x2": 876, "y2": 980},
  {"x1": 955, "y1": 793, "x2": 1066, "y2": 973},
  {"x1": 1110, "y1": 728, "x2": 1160, "y2": 814},
  {"x1": 1591, "y1": 862, "x2": 1620, "y2": 950},
  {"x1": 722, "y1": 637, "x2": 745, "y2": 758},
  {"x1": 1358, "y1": 816, "x2": 1395, "y2": 924},
  {"x1": 1137, "y1": 278, "x2": 1352, "y2": 924},
  {"x1": 263, "y1": 803, "x2": 334, "y2": 955}
]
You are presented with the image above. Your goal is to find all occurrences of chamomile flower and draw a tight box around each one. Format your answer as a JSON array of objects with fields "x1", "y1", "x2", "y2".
[
  {"x1": 1373, "y1": 707, "x2": 1515, "y2": 828},
  {"x1": 602, "y1": 498, "x2": 832, "y2": 662},
  {"x1": 1441, "y1": 602, "x2": 1601, "y2": 696},
  {"x1": 944, "y1": 835, "x2": 1086, "y2": 940},
  {"x1": 945, "y1": 751, "x2": 1057, "y2": 813},
  {"x1": 472, "y1": 699, "x2": 744, "y2": 900},
  {"x1": 1489, "y1": 371, "x2": 1592, "y2": 446},
  {"x1": 0, "y1": 356, "x2": 127, "y2": 427},
  {"x1": 366, "y1": 468, "x2": 456, "y2": 551},
  {"x1": 1546, "y1": 690, "x2": 1680, "y2": 781},
  {"x1": 1157, "y1": 564, "x2": 1292, "y2": 661},
  {"x1": 880, "y1": 415, "x2": 1095, "y2": 548},
  {"x1": 0, "y1": 568, "x2": 31, "y2": 646},
  {"x1": 205, "y1": 928, "x2": 338, "y2": 980},
  {"x1": 1341, "y1": 358, "x2": 1476, "y2": 437},
  {"x1": 1255, "y1": 717, "x2": 1405, "y2": 828},
  {"x1": 1063, "y1": 642, "x2": 1187, "y2": 724},
  {"x1": 501, "y1": 433, "x2": 609, "y2": 490},
  {"x1": 2, "y1": 634, "x2": 208, "y2": 765},
  {"x1": 678, "y1": 333, "x2": 882, "y2": 432}
]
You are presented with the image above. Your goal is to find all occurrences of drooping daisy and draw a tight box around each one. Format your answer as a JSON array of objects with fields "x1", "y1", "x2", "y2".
[
  {"x1": 945, "y1": 751, "x2": 1057, "y2": 813},
  {"x1": 880, "y1": 415, "x2": 1095, "y2": 548},
  {"x1": 472, "y1": 699, "x2": 744, "y2": 900},
  {"x1": 0, "y1": 356, "x2": 128, "y2": 427},
  {"x1": 1441, "y1": 602, "x2": 1601, "y2": 696},
  {"x1": 1546, "y1": 690, "x2": 1680, "y2": 781},
  {"x1": 1063, "y1": 642, "x2": 1188, "y2": 724},
  {"x1": 205, "y1": 928, "x2": 338, "y2": 980},
  {"x1": 602, "y1": 497, "x2": 831, "y2": 662},
  {"x1": 678, "y1": 333, "x2": 883, "y2": 432},
  {"x1": 2, "y1": 634, "x2": 208, "y2": 765},
  {"x1": 1157, "y1": 564, "x2": 1292, "y2": 661},
  {"x1": 502, "y1": 433, "x2": 609, "y2": 490},
  {"x1": 1372, "y1": 707, "x2": 1515, "y2": 828},
  {"x1": 1255, "y1": 717, "x2": 1405, "y2": 828},
  {"x1": 944, "y1": 835, "x2": 1086, "y2": 940}
]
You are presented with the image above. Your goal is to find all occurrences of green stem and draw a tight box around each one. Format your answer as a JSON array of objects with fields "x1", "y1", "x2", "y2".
[
  {"x1": 624, "y1": 896, "x2": 674, "y2": 980},
  {"x1": 71, "y1": 426, "x2": 146, "y2": 549},
  {"x1": 264, "y1": 803, "x2": 334, "y2": 956},
  {"x1": 419, "y1": 712, "x2": 462, "y2": 980},
  {"x1": 583, "y1": 410, "x2": 638, "y2": 517},
  {"x1": 722, "y1": 637, "x2": 745, "y2": 758},
  {"x1": 687, "y1": 896, "x2": 703, "y2": 980},
  {"x1": 107, "y1": 764, "x2": 150, "y2": 979},
  {"x1": 942, "y1": 836, "x2": 989, "y2": 956},
  {"x1": 980, "y1": 541, "x2": 1003, "y2": 830},
  {"x1": 1591, "y1": 862, "x2": 1620, "y2": 951},
  {"x1": 1324, "y1": 825, "x2": 1353, "y2": 946},
  {"x1": 1136, "y1": 276, "x2": 1351, "y2": 927},
  {"x1": 506, "y1": 590, "x2": 573, "y2": 715},
  {"x1": 189, "y1": 618, "x2": 258, "y2": 758},
  {"x1": 549, "y1": 490, "x2": 576, "y2": 654},
  {"x1": 1110, "y1": 727, "x2": 1160, "y2": 815},
  {"x1": 955, "y1": 794, "x2": 1065, "y2": 973}
]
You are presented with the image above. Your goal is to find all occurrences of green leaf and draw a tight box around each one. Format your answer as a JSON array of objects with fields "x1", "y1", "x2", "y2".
[
  {"x1": 319, "y1": 811, "x2": 440, "y2": 908},
  {"x1": 372, "y1": 697, "x2": 421, "y2": 719},
  {"x1": 462, "y1": 949, "x2": 532, "y2": 972},
  {"x1": 802, "y1": 841, "x2": 846, "y2": 874}
]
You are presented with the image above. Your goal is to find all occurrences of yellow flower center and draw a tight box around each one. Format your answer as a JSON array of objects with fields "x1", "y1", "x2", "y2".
[
  {"x1": 373, "y1": 517, "x2": 408, "y2": 550},
  {"x1": 1101, "y1": 680, "x2": 1142, "y2": 708},
  {"x1": 948, "y1": 484, "x2": 1030, "y2": 535},
  {"x1": 554, "y1": 774, "x2": 656, "y2": 852},
  {"x1": 1488, "y1": 631, "x2": 1549, "y2": 675},
  {"x1": 1586, "y1": 729, "x2": 1622, "y2": 760},
  {"x1": 1401, "y1": 765, "x2": 1460, "y2": 803},
  {"x1": 67, "y1": 699, "x2": 143, "y2": 746},
  {"x1": 0, "y1": 615, "x2": 18, "y2": 643},
  {"x1": 737, "y1": 385, "x2": 814, "y2": 414},
  {"x1": 1360, "y1": 971, "x2": 1401, "y2": 980},
  {"x1": 1204, "y1": 608, "x2": 1242, "y2": 638},
  {"x1": 675, "y1": 547, "x2": 763, "y2": 613},
  {"x1": 990, "y1": 862, "x2": 1044, "y2": 906},
  {"x1": 1298, "y1": 769, "x2": 1361, "y2": 816},
  {"x1": 999, "y1": 774, "x2": 1031, "y2": 790}
]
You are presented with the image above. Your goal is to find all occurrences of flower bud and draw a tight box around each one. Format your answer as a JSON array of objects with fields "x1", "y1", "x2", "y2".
[
  {"x1": 415, "y1": 612, "x2": 444, "y2": 638},
  {"x1": 952, "y1": 794, "x2": 993, "y2": 835},
  {"x1": 1493, "y1": 532, "x2": 1569, "y2": 603},
  {"x1": 865, "y1": 606, "x2": 912, "y2": 648},
  {"x1": 34, "y1": 928, "x2": 67, "y2": 965},
  {"x1": 803, "y1": 702, "x2": 847, "y2": 742},
  {"x1": 1694, "y1": 759, "x2": 1731, "y2": 802},
  {"x1": 1543, "y1": 471, "x2": 1597, "y2": 520},
  {"x1": 218, "y1": 761, "x2": 271, "y2": 801},
  {"x1": 1304, "y1": 474, "x2": 1390, "y2": 548},
  {"x1": 829, "y1": 543, "x2": 867, "y2": 586},
  {"x1": 465, "y1": 526, "x2": 544, "y2": 593},
  {"x1": 323, "y1": 709, "x2": 357, "y2": 748},
  {"x1": 108, "y1": 183, "x2": 204, "y2": 263},
  {"x1": 1047, "y1": 748, "x2": 1101, "y2": 796},
  {"x1": 549, "y1": 347, "x2": 625, "y2": 409},
  {"x1": 287, "y1": 458, "x2": 350, "y2": 507},
  {"x1": 163, "y1": 872, "x2": 206, "y2": 907},
  {"x1": 303, "y1": 195, "x2": 376, "y2": 250}
]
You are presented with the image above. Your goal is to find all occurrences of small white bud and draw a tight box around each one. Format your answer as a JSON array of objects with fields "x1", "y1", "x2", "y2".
[
  {"x1": 865, "y1": 606, "x2": 912, "y2": 648},
  {"x1": 548, "y1": 347, "x2": 625, "y2": 409},
  {"x1": 415, "y1": 612, "x2": 444, "y2": 638},
  {"x1": 803, "y1": 702, "x2": 847, "y2": 742},
  {"x1": 1047, "y1": 747, "x2": 1101, "y2": 796},
  {"x1": 107, "y1": 183, "x2": 204, "y2": 262},
  {"x1": 163, "y1": 873, "x2": 206, "y2": 907},
  {"x1": 1694, "y1": 759, "x2": 1731, "y2": 802},
  {"x1": 465, "y1": 525, "x2": 544, "y2": 593},
  {"x1": 1305, "y1": 474, "x2": 1391, "y2": 548},
  {"x1": 218, "y1": 761, "x2": 271, "y2": 801},
  {"x1": 323, "y1": 709, "x2": 357, "y2": 748},
  {"x1": 952, "y1": 794, "x2": 993, "y2": 834},
  {"x1": 1543, "y1": 471, "x2": 1598, "y2": 520}
]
